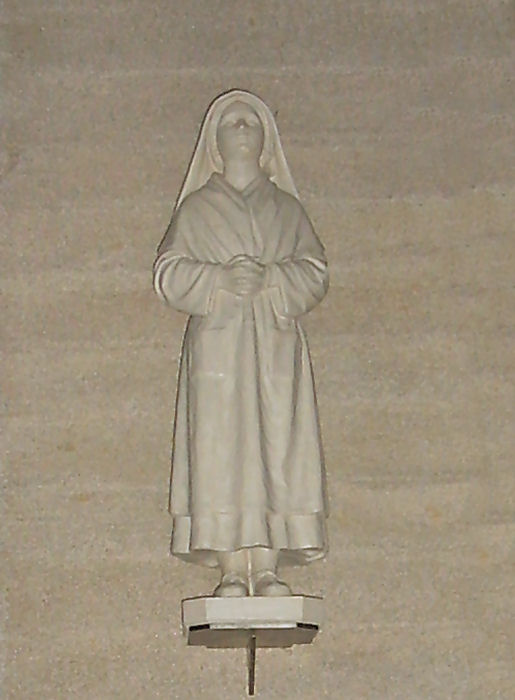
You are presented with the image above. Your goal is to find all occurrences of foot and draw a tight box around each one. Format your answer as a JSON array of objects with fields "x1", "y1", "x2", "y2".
[
  {"x1": 253, "y1": 569, "x2": 292, "y2": 597},
  {"x1": 213, "y1": 572, "x2": 249, "y2": 597}
]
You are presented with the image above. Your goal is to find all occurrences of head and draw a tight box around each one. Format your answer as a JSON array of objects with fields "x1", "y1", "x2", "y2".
[
  {"x1": 216, "y1": 100, "x2": 265, "y2": 165},
  {"x1": 174, "y1": 89, "x2": 298, "y2": 209}
]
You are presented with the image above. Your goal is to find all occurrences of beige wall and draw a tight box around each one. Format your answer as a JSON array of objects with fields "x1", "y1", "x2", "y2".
[{"x1": 3, "y1": 2, "x2": 514, "y2": 697}]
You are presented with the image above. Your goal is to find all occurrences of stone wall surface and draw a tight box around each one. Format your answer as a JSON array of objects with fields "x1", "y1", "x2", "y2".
[{"x1": 2, "y1": 1, "x2": 514, "y2": 698}]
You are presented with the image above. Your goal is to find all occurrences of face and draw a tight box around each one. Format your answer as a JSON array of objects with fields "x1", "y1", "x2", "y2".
[{"x1": 216, "y1": 101, "x2": 264, "y2": 164}]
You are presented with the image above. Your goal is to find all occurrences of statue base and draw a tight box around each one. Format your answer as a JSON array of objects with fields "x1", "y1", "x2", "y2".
[
  {"x1": 181, "y1": 595, "x2": 323, "y2": 695},
  {"x1": 182, "y1": 594, "x2": 323, "y2": 647}
]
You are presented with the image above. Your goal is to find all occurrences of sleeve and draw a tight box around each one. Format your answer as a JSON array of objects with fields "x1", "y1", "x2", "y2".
[
  {"x1": 265, "y1": 206, "x2": 329, "y2": 317},
  {"x1": 153, "y1": 202, "x2": 220, "y2": 316}
]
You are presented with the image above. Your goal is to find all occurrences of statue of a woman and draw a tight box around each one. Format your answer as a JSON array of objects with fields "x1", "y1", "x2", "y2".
[{"x1": 154, "y1": 89, "x2": 328, "y2": 597}]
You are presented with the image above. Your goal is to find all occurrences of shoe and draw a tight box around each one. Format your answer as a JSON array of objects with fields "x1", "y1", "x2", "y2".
[
  {"x1": 253, "y1": 570, "x2": 292, "y2": 597},
  {"x1": 213, "y1": 572, "x2": 249, "y2": 597}
]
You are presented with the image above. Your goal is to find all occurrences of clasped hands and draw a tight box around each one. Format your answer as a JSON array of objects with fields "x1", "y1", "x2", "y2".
[{"x1": 217, "y1": 255, "x2": 266, "y2": 297}]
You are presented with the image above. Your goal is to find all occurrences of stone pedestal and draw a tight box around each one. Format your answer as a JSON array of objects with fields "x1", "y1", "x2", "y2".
[
  {"x1": 182, "y1": 595, "x2": 323, "y2": 648},
  {"x1": 182, "y1": 595, "x2": 323, "y2": 694}
]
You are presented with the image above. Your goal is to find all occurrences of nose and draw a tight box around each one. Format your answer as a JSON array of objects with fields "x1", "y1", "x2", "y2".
[{"x1": 235, "y1": 118, "x2": 248, "y2": 128}]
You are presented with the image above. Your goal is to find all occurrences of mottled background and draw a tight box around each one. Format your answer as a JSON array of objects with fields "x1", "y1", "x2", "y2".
[{"x1": 2, "y1": 1, "x2": 514, "y2": 698}]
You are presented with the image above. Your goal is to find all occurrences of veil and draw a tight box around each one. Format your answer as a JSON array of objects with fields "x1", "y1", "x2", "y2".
[{"x1": 174, "y1": 89, "x2": 299, "y2": 210}]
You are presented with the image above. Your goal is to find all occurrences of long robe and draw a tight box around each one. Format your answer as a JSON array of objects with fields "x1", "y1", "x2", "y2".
[{"x1": 154, "y1": 172, "x2": 329, "y2": 567}]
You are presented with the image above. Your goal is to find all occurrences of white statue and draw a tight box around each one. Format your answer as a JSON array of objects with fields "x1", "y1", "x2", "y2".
[{"x1": 154, "y1": 89, "x2": 329, "y2": 598}]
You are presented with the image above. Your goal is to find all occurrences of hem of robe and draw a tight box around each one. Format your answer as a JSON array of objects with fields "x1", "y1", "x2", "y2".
[{"x1": 169, "y1": 510, "x2": 328, "y2": 567}]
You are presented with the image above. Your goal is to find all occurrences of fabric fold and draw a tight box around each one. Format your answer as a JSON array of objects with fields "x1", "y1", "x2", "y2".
[{"x1": 171, "y1": 511, "x2": 327, "y2": 567}]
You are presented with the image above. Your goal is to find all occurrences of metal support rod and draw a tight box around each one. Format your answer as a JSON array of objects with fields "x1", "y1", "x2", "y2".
[{"x1": 247, "y1": 634, "x2": 257, "y2": 696}]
